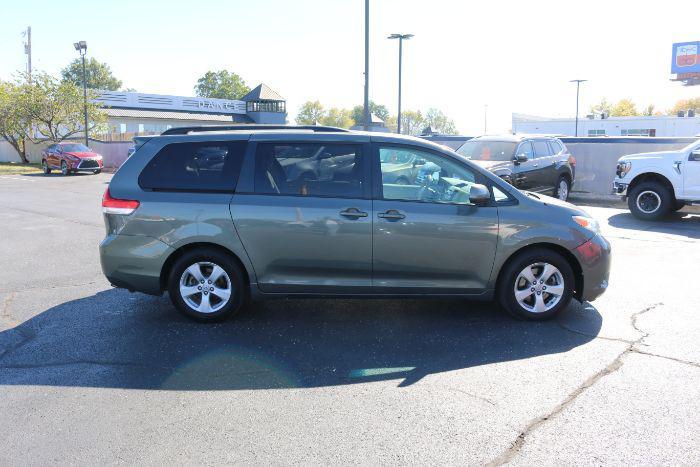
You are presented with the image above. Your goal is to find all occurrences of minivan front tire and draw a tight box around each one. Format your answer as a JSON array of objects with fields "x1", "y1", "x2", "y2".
[
  {"x1": 167, "y1": 248, "x2": 246, "y2": 322},
  {"x1": 498, "y1": 248, "x2": 575, "y2": 320}
]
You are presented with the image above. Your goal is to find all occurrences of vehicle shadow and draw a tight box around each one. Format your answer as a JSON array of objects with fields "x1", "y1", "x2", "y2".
[
  {"x1": 0, "y1": 289, "x2": 601, "y2": 391},
  {"x1": 607, "y1": 211, "x2": 700, "y2": 239},
  {"x1": 22, "y1": 172, "x2": 95, "y2": 177}
]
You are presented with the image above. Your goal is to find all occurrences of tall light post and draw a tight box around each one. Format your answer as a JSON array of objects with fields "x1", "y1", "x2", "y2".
[
  {"x1": 363, "y1": 0, "x2": 370, "y2": 131},
  {"x1": 74, "y1": 41, "x2": 89, "y2": 146},
  {"x1": 569, "y1": 79, "x2": 587, "y2": 137},
  {"x1": 484, "y1": 104, "x2": 488, "y2": 134},
  {"x1": 388, "y1": 33, "x2": 413, "y2": 134}
]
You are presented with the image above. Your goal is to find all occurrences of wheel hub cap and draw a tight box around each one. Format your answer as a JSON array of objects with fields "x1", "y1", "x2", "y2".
[
  {"x1": 179, "y1": 261, "x2": 232, "y2": 314},
  {"x1": 514, "y1": 262, "x2": 565, "y2": 313}
]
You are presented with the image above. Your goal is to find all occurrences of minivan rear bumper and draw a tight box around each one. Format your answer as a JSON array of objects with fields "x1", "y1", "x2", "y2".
[
  {"x1": 572, "y1": 234, "x2": 611, "y2": 302},
  {"x1": 99, "y1": 234, "x2": 173, "y2": 295}
]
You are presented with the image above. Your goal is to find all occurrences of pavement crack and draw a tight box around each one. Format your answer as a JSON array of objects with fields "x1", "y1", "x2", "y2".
[
  {"x1": 487, "y1": 303, "x2": 662, "y2": 466},
  {"x1": 630, "y1": 349, "x2": 700, "y2": 369}
]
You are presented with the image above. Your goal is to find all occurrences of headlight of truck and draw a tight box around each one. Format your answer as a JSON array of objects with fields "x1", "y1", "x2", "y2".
[{"x1": 616, "y1": 161, "x2": 632, "y2": 178}]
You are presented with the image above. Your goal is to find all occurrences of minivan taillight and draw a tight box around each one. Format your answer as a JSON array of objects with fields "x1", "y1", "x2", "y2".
[{"x1": 102, "y1": 188, "x2": 139, "y2": 215}]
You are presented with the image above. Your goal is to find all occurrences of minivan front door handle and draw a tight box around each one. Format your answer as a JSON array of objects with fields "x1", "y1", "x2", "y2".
[
  {"x1": 339, "y1": 208, "x2": 368, "y2": 219},
  {"x1": 377, "y1": 209, "x2": 406, "y2": 220}
]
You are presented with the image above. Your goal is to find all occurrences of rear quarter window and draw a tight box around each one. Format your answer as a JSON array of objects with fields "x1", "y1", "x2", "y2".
[
  {"x1": 139, "y1": 141, "x2": 247, "y2": 192},
  {"x1": 548, "y1": 140, "x2": 564, "y2": 155}
]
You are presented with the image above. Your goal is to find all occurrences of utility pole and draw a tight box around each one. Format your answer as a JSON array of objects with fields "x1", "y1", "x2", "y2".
[
  {"x1": 363, "y1": 0, "x2": 370, "y2": 131},
  {"x1": 569, "y1": 79, "x2": 587, "y2": 137},
  {"x1": 388, "y1": 33, "x2": 413, "y2": 134},
  {"x1": 74, "y1": 41, "x2": 89, "y2": 146},
  {"x1": 484, "y1": 104, "x2": 488, "y2": 134},
  {"x1": 23, "y1": 26, "x2": 32, "y2": 82}
]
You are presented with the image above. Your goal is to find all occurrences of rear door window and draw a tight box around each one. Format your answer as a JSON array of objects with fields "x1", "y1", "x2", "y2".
[
  {"x1": 139, "y1": 141, "x2": 246, "y2": 192},
  {"x1": 532, "y1": 140, "x2": 552, "y2": 158},
  {"x1": 254, "y1": 143, "x2": 365, "y2": 198}
]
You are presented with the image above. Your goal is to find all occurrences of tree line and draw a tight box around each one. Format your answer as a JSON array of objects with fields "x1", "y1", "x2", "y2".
[
  {"x1": 295, "y1": 100, "x2": 458, "y2": 135},
  {"x1": 589, "y1": 98, "x2": 700, "y2": 117}
]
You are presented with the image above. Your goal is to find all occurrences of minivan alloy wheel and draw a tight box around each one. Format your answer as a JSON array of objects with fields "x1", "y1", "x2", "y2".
[
  {"x1": 513, "y1": 262, "x2": 565, "y2": 313},
  {"x1": 179, "y1": 261, "x2": 232, "y2": 314}
]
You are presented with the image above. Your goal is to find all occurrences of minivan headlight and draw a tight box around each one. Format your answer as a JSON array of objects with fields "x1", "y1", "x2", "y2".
[
  {"x1": 616, "y1": 161, "x2": 632, "y2": 178},
  {"x1": 572, "y1": 215, "x2": 601, "y2": 234}
]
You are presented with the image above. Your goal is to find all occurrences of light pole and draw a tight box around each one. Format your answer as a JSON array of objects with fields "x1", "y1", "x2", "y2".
[
  {"x1": 363, "y1": 0, "x2": 370, "y2": 131},
  {"x1": 388, "y1": 33, "x2": 413, "y2": 134},
  {"x1": 74, "y1": 41, "x2": 88, "y2": 146},
  {"x1": 484, "y1": 104, "x2": 488, "y2": 134},
  {"x1": 569, "y1": 79, "x2": 587, "y2": 137}
]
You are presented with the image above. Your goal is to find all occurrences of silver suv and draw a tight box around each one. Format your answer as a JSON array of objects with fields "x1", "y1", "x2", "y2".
[{"x1": 100, "y1": 125, "x2": 610, "y2": 322}]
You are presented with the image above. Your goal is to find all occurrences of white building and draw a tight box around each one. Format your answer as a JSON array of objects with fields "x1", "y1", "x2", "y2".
[{"x1": 512, "y1": 113, "x2": 700, "y2": 137}]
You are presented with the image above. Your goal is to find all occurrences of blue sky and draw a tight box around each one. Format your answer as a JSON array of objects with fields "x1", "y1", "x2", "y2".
[{"x1": 1, "y1": 0, "x2": 699, "y2": 134}]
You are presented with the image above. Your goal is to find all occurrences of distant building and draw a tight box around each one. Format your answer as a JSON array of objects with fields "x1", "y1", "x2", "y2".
[
  {"x1": 350, "y1": 113, "x2": 390, "y2": 132},
  {"x1": 95, "y1": 84, "x2": 287, "y2": 140},
  {"x1": 512, "y1": 113, "x2": 700, "y2": 137}
]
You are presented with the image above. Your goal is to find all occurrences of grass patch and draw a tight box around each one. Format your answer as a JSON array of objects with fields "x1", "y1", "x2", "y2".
[{"x1": 0, "y1": 162, "x2": 43, "y2": 176}]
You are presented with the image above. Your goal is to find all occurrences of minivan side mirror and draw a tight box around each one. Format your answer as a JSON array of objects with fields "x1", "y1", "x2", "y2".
[
  {"x1": 413, "y1": 158, "x2": 426, "y2": 167},
  {"x1": 469, "y1": 183, "x2": 491, "y2": 206},
  {"x1": 514, "y1": 153, "x2": 528, "y2": 163},
  {"x1": 690, "y1": 150, "x2": 700, "y2": 161}
]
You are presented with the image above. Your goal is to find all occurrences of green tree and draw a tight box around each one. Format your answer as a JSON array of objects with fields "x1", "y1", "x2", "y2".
[
  {"x1": 0, "y1": 80, "x2": 31, "y2": 163},
  {"x1": 589, "y1": 99, "x2": 612, "y2": 116},
  {"x1": 194, "y1": 70, "x2": 250, "y2": 100},
  {"x1": 669, "y1": 97, "x2": 700, "y2": 115},
  {"x1": 424, "y1": 108, "x2": 457, "y2": 134},
  {"x1": 320, "y1": 107, "x2": 353, "y2": 128},
  {"x1": 23, "y1": 72, "x2": 107, "y2": 143},
  {"x1": 351, "y1": 101, "x2": 390, "y2": 126},
  {"x1": 642, "y1": 104, "x2": 655, "y2": 116},
  {"x1": 610, "y1": 99, "x2": 639, "y2": 117},
  {"x1": 61, "y1": 57, "x2": 123, "y2": 91},
  {"x1": 399, "y1": 110, "x2": 425, "y2": 135},
  {"x1": 295, "y1": 100, "x2": 326, "y2": 125}
]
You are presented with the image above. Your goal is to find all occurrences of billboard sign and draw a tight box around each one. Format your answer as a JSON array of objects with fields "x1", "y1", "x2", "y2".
[{"x1": 672, "y1": 42, "x2": 700, "y2": 74}]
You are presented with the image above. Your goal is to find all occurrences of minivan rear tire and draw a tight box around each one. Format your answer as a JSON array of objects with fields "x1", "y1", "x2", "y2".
[
  {"x1": 167, "y1": 248, "x2": 246, "y2": 322},
  {"x1": 497, "y1": 248, "x2": 575, "y2": 320}
]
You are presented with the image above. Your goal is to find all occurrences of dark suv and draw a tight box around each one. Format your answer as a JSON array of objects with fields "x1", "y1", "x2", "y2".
[
  {"x1": 456, "y1": 135, "x2": 575, "y2": 200},
  {"x1": 100, "y1": 125, "x2": 609, "y2": 322}
]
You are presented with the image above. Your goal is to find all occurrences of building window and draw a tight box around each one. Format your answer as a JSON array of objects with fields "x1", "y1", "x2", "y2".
[
  {"x1": 588, "y1": 129, "x2": 606, "y2": 136},
  {"x1": 621, "y1": 129, "x2": 655, "y2": 137},
  {"x1": 138, "y1": 123, "x2": 145, "y2": 133},
  {"x1": 119, "y1": 123, "x2": 127, "y2": 134},
  {"x1": 247, "y1": 100, "x2": 285, "y2": 113}
]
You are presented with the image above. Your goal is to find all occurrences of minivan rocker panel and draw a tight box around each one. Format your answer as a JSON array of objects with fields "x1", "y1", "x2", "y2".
[{"x1": 100, "y1": 128, "x2": 610, "y2": 322}]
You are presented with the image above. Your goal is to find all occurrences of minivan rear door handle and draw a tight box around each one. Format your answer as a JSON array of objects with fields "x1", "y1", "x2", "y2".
[
  {"x1": 339, "y1": 208, "x2": 368, "y2": 219},
  {"x1": 377, "y1": 209, "x2": 406, "y2": 220}
]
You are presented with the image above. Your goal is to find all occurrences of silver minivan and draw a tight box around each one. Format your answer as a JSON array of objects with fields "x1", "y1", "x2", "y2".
[{"x1": 100, "y1": 126, "x2": 610, "y2": 322}]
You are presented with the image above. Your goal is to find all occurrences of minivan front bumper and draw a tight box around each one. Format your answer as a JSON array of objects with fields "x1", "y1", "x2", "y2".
[{"x1": 572, "y1": 234, "x2": 612, "y2": 302}]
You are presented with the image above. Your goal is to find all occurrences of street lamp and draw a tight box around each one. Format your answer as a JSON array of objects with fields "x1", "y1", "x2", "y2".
[
  {"x1": 388, "y1": 33, "x2": 413, "y2": 134},
  {"x1": 569, "y1": 79, "x2": 587, "y2": 137},
  {"x1": 73, "y1": 41, "x2": 89, "y2": 146}
]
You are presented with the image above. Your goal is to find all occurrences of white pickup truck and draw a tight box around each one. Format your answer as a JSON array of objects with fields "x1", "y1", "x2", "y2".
[{"x1": 612, "y1": 139, "x2": 700, "y2": 220}]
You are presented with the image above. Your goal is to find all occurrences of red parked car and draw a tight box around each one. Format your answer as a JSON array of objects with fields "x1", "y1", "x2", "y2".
[{"x1": 41, "y1": 142, "x2": 103, "y2": 175}]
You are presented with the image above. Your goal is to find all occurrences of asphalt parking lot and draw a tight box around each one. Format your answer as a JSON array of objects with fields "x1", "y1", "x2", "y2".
[{"x1": 1, "y1": 172, "x2": 699, "y2": 465}]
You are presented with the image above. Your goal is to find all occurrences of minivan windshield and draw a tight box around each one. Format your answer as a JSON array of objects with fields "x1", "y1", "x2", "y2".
[
  {"x1": 456, "y1": 140, "x2": 517, "y2": 161},
  {"x1": 61, "y1": 143, "x2": 90, "y2": 152}
]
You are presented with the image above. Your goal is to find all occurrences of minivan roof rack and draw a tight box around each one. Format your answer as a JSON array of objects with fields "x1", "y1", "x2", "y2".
[{"x1": 161, "y1": 125, "x2": 351, "y2": 136}]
